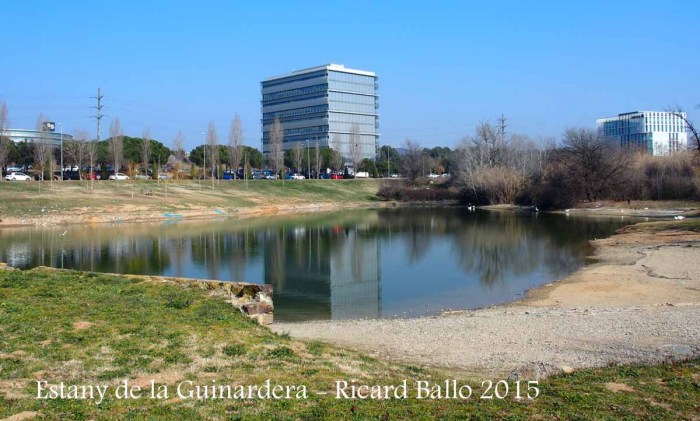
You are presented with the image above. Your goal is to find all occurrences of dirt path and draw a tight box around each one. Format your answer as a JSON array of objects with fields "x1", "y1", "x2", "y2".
[{"x1": 273, "y1": 227, "x2": 700, "y2": 376}]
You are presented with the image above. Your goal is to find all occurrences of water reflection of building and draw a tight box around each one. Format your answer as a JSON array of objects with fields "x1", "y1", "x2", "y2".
[
  {"x1": 330, "y1": 226, "x2": 380, "y2": 320},
  {"x1": 264, "y1": 224, "x2": 380, "y2": 322}
]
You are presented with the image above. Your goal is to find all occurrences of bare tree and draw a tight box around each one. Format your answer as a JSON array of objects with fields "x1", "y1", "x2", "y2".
[
  {"x1": 331, "y1": 133, "x2": 344, "y2": 171},
  {"x1": 86, "y1": 137, "x2": 97, "y2": 185},
  {"x1": 228, "y1": 115, "x2": 243, "y2": 178},
  {"x1": 349, "y1": 123, "x2": 362, "y2": 172},
  {"x1": 0, "y1": 101, "x2": 10, "y2": 175},
  {"x1": 291, "y1": 142, "x2": 303, "y2": 173},
  {"x1": 65, "y1": 129, "x2": 88, "y2": 175},
  {"x1": 108, "y1": 118, "x2": 124, "y2": 173},
  {"x1": 207, "y1": 121, "x2": 218, "y2": 182},
  {"x1": 269, "y1": 117, "x2": 284, "y2": 178},
  {"x1": 33, "y1": 113, "x2": 52, "y2": 181},
  {"x1": 315, "y1": 140, "x2": 321, "y2": 178},
  {"x1": 453, "y1": 120, "x2": 542, "y2": 204},
  {"x1": 401, "y1": 139, "x2": 424, "y2": 181},
  {"x1": 559, "y1": 127, "x2": 631, "y2": 202},
  {"x1": 172, "y1": 129, "x2": 185, "y2": 162},
  {"x1": 142, "y1": 127, "x2": 151, "y2": 171},
  {"x1": 669, "y1": 106, "x2": 699, "y2": 153}
]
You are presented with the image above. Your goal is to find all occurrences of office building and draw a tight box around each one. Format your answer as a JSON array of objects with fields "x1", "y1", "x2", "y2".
[
  {"x1": 261, "y1": 64, "x2": 379, "y2": 162},
  {"x1": 1, "y1": 128, "x2": 73, "y2": 146},
  {"x1": 597, "y1": 111, "x2": 688, "y2": 156}
]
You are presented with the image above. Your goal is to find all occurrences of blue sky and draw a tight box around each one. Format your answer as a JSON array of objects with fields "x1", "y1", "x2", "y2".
[{"x1": 1, "y1": 0, "x2": 698, "y2": 150}]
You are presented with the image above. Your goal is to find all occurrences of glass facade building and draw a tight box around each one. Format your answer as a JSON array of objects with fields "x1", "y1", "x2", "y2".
[
  {"x1": 596, "y1": 111, "x2": 688, "y2": 156},
  {"x1": 261, "y1": 64, "x2": 379, "y2": 161},
  {"x1": 2, "y1": 128, "x2": 74, "y2": 147}
]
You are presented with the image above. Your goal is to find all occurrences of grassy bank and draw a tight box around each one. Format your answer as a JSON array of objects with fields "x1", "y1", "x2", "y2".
[
  {"x1": 1, "y1": 268, "x2": 698, "y2": 419},
  {"x1": 0, "y1": 179, "x2": 384, "y2": 225}
]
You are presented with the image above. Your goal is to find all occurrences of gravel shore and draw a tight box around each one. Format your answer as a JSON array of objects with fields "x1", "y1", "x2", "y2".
[{"x1": 273, "y1": 225, "x2": 700, "y2": 376}]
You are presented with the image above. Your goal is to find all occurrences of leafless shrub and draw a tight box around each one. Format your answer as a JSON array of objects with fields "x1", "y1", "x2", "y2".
[
  {"x1": 631, "y1": 152, "x2": 697, "y2": 200},
  {"x1": 557, "y1": 128, "x2": 631, "y2": 202},
  {"x1": 453, "y1": 121, "x2": 541, "y2": 203}
]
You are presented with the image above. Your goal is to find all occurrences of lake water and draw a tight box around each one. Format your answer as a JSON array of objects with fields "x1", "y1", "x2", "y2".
[{"x1": 0, "y1": 208, "x2": 634, "y2": 322}]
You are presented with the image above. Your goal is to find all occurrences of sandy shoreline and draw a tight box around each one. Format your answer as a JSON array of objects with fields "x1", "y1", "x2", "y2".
[{"x1": 273, "y1": 222, "x2": 700, "y2": 376}]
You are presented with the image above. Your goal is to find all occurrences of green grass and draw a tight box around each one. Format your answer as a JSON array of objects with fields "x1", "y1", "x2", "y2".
[
  {"x1": 621, "y1": 217, "x2": 700, "y2": 233},
  {"x1": 0, "y1": 268, "x2": 698, "y2": 419},
  {"x1": 0, "y1": 179, "x2": 384, "y2": 221}
]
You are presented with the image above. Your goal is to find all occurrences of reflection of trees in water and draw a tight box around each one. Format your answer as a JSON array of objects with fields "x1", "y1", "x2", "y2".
[
  {"x1": 0, "y1": 209, "x2": 630, "y2": 297},
  {"x1": 0, "y1": 230, "x2": 173, "y2": 275},
  {"x1": 190, "y1": 229, "x2": 262, "y2": 282},
  {"x1": 374, "y1": 209, "x2": 627, "y2": 287}
]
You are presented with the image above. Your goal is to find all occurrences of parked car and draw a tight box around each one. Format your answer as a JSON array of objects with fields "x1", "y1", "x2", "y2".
[
  {"x1": 291, "y1": 173, "x2": 305, "y2": 180},
  {"x1": 157, "y1": 173, "x2": 172, "y2": 180},
  {"x1": 319, "y1": 173, "x2": 331, "y2": 179},
  {"x1": 263, "y1": 170, "x2": 278, "y2": 180},
  {"x1": 62, "y1": 170, "x2": 81, "y2": 180},
  {"x1": 7, "y1": 166, "x2": 23, "y2": 172},
  {"x1": 5, "y1": 172, "x2": 31, "y2": 181},
  {"x1": 134, "y1": 173, "x2": 150, "y2": 180},
  {"x1": 108, "y1": 173, "x2": 129, "y2": 180},
  {"x1": 84, "y1": 172, "x2": 100, "y2": 180},
  {"x1": 331, "y1": 173, "x2": 343, "y2": 180}
]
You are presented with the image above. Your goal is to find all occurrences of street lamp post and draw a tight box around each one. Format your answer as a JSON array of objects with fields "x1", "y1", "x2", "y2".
[{"x1": 59, "y1": 123, "x2": 63, "y2": 181}]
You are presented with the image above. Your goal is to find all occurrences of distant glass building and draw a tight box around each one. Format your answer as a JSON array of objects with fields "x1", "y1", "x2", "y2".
[
  {"x1": 596, "y1": 111, "x2": 688, "y2": 156},
  {"x1": 1, "y1": 128, "x2": 73, "y2": 147},
  {"x1": 261, "y1": 63, "x2": 379, "y2": 162}
]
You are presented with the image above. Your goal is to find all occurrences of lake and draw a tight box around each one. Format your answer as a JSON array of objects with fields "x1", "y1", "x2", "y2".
[{"x1": 0, "y1": 208, "x2": 634, "y2": 322}]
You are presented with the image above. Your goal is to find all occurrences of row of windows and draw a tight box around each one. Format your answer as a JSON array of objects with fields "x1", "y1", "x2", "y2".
[
  {"x1": 262, "y1": 115, "x2": 327, "y2": 128},
  {"x1": 262, "y1": 104, "x2": 328, "y2": 120},
  {"x1": 262, "y1": 71, "x2": 326, "y2": 89},
  {"x1": 329, "y1": 102, "x2": 377, "y2": 114},
  {"x1": 602, "y1": 121, "x2": 685, "y2": 136},
  {"x1": 329, "y1": 122, "x2": 377, "y2": 134},
  {"x1": 262, "y1": 125, "x2": 329, "y2": 140},
  {"x1": 262, "y1": 95, "x2": 327, "y2": 113},
  {"x1": 328, "y1": 80, "x2": 376, "y2": 94},
  {"x1": 262, "y1": 120, "x2": 328, "y2": 134},
  {"x1": 646, "y1": 125, "x2": 685, "y2": 133},
  {"x1": 262, "y1": 84, "x2": 328, "y2": 101},
  {"x1": 328, "y1": 112, "x2": 376, "y2": 124},
  {"x1": 329, "y1": 91, "x2": 376, "y2": 105}
]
